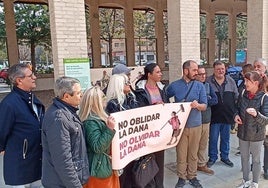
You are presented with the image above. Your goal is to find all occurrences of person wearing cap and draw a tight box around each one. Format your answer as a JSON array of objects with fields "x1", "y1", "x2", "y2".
[
  {"x1": 112, "y1": 63, "x2": 134, "y2": 76},
  {"x1": 103, "y1": 64, "x2": 134, "y2": 94}
]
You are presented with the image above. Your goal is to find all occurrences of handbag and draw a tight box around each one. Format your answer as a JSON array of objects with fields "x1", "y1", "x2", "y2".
[{"x1": 132, "y1": 154, "x2": 159, "y2": 188}]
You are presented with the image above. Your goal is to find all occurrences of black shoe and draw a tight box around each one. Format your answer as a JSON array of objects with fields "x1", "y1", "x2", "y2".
[
  {"x1": 207, "y1": 159, "x2": 215, "y2": 168},
  {"x1": 189, "y1": 177, "x2": 203, "y2": 188},
  {"x1": 175, "y1": 178, "x2": 186, "y2": 188},
  {"x1": 221, "y1": 159, "x2": 234, "y2": 167}
]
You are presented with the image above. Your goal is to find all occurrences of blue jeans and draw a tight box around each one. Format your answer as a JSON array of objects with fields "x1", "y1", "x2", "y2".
[{"x1": 209, "y1": 123, "x2": 231, "y2": 161}]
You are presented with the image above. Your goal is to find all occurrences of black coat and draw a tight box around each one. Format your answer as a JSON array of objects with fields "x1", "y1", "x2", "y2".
[
  {"x1": 134, "y1": 80, "x2": 168, "y2": 107},
  {"x1": 106, "y1": 93, "x2": 139, "y2": 114},
  {"x1": 237, "y1": 90, "x2": 268, "y2": 141}
]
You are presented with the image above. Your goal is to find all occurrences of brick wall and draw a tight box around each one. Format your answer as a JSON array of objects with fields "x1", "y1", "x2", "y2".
[
  {"x1": 168, "y1": 0, "x2": 200, "y2": 82},
  {"x1": 48, "y1": 0, "x2": 88, "y2": 79},
  {"x1": 247, "y1": 0, "x2": 268, "y2": 62}
]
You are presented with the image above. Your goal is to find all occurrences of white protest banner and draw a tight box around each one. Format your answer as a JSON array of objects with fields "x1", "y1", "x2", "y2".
[{"x1": 111, "y1": 102, "x2": 191, "y2": 170}]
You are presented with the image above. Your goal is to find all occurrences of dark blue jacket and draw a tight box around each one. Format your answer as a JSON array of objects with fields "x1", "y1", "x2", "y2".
[
  {"x1": 201, "y1": 82, "x2": 218, "y2": 124},
  {"x1": 42, "y1": 98, "x2": 89, "y2": 188},
  {"x1": 0, "y1": 86, "x2": 45, "y2": 185}
]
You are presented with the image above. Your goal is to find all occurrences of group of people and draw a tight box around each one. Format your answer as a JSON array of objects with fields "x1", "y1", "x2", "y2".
[{"x1": 0, "y1": 58, "x2": 267, "y2": 188}]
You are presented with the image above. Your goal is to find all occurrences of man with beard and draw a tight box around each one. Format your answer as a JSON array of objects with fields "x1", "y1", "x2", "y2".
[
  {"x1": 167, "y1": 60, "x2": 207, "y2": 188},
  {"x1": 207, "y1": 60, "x2": 238, "y2": 168}
]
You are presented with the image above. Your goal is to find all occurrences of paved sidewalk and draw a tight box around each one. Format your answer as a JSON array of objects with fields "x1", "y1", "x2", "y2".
[
  {"x1": 164, "y1": 134, "x2": 267, "y2": 188},
  {"x1": 1, "y1": 134, "x2": 267, "y2": 188}
]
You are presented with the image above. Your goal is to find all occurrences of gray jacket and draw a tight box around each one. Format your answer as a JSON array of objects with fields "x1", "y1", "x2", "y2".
[
  {"x1": 201, "y1": 82, "x2": 218, "y2": 124},
  {"x1": 42, "y1": 98, "x2": 89, "y2": 188}
]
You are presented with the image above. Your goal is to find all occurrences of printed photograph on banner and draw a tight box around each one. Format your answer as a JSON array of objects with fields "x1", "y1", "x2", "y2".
[{"x1": 111, "y1": 102, "x2": 191, "y2": 170}]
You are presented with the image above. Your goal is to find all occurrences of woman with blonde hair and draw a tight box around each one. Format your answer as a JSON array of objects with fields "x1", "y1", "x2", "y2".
[
  {"x1": 79, "y1": 86, "x2": 119, "y2": 188},
  {"x1": 106, "y1": 74, "x2": 138, "y2": 113},
  {"x1": 106, "y1": 74, "x2": 139, "y2": 188}
]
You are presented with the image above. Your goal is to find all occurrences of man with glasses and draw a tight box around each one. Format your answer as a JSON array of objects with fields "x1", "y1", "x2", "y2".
[
  {"x1": 41, "y1": 76, "x2": 89, "y2": 187},
  {"x1": 195, "y1": 66, "x2": 218, "y2": 175},
  {"x1": 0, "y1": 63, "x2": 45, "y2": 187}
]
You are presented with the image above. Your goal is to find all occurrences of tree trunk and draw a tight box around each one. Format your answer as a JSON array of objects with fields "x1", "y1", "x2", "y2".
[
  {"x1": 218, "y1": 40, "x2": 222, "y2": 61},
  {"x1": 108, "y1": 38, "x2": 113, "y2": 67},
  {"x1": 30, "y1": 41, "x2": 36, "y2": 72}
]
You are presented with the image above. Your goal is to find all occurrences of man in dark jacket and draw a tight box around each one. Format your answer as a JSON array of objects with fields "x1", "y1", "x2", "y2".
[
  {"x1": 42, "y1": 76, "x2": 89, "y2": 187},
  {"x1": 207, "y1": 61, "x2": 238, "y2": 168},
  {"x1": 0, "y1": 63, "x2": 45, "y2": 187}
]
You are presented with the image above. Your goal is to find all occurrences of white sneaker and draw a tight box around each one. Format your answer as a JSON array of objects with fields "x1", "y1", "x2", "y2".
[
  {"x1": 249, "y1": 182, "x2": 258, "y2": 188},
  {"x1": 236, "y1": 179, "x2": 251, "y2": 188}
]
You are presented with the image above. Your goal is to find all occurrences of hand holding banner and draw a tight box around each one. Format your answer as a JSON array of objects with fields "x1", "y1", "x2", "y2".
[{"x1": 111, "y1": 102, "x2": 191, "y2": 170}]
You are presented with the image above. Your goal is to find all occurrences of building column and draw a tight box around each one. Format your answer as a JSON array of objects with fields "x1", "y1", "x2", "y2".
[
  {"x1": 155, "y1": 8, "x2": 165, "y2": 70},
  {"x1": 247, "y1": 0, "x2": 268, "y2": 62},
  {"x1": 3, "y1": 0, "x2": 19, "y2": 66},
  {"x1": 124, "y1": 5, "x2": 135, "y2": 67},
  {"x1": 48, "y1": 0, "x2": 88, "y2": 78},
  {"x1": 206, "y1": 12, "x2": 215, "y2": 66},
  {"x1": 167, "y1": 0, "x2": 200, "y2": 82},
  {"x1": 228, "y1": 13, "x2": 237, "y2": 65},
  {"x1": 88, "y1": 1, "x2": 101, "y2": 68},
  {"x1": 263, "y1": 0, "x2": 268, "y2": 60}
]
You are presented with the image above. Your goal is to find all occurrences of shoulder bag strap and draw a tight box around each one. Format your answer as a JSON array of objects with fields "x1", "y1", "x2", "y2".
[{"x1": 183, "y1": 81, "x2": 195, "y2": 101}]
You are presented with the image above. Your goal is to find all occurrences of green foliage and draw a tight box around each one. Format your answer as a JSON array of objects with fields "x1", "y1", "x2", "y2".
[
  {"x1": 99, "y1": 8, "x2": 124, "y2": 40},
  {"x1": 133, "y1": 10, "x2": 155, "y2": 39},
  {"x1": 0, "y1": 3, "x2": 7, "y2": 60},
  {"x1": 215, "y1": 15, "x2": 228, "y2": 41},
  {"x1": 200, "y1": 15, "x2": 206, "y2": 38},
  {"x1": 14, "y1": 3, "x2": 51, "y2": 71},
  {"x1": 236, "y1": 17, "x2": 247, "y2": 49},
  {"x1": 0, "y1": 3, "x2": 6, "y2": 37},
  {"x1": 15, "y1": 4, "x2": 51, "y2": 46}
]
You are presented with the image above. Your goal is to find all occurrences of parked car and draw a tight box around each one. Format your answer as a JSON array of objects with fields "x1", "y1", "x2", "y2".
[
  {"x1": 113, "y1": 60, "x2": 126, "y2": 66},
  {"x1": 0, "y1": 68, "x2": 8, "y2": 83}
]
